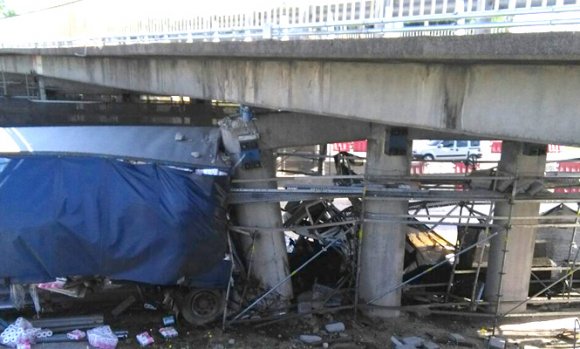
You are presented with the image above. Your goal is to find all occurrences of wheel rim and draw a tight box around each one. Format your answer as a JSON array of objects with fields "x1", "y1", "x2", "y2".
[{"x1": 190, "y1": 290, "x2": 219, "y2": 318}]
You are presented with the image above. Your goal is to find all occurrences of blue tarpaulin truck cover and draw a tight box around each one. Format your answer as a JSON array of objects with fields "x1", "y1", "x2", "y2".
[
  {"x1": 0, "y1": 156, "x2": 229, "y2": 285},
  {"x1": 0, "y1": 126, "x2": 231, "y2": 286}
]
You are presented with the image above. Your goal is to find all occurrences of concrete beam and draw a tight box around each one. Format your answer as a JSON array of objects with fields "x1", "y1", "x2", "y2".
[
  {"x1": 1, "y1": 50, "x2": 579, "y2": 145},
  {"x1": 255, "y1": 113, "x2": 372, "y2": 149}
]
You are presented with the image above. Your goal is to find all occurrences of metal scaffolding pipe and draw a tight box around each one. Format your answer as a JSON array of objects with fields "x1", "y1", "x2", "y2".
[{"x1": 367, "y1": 230, "x2": 501, "y2": 305}]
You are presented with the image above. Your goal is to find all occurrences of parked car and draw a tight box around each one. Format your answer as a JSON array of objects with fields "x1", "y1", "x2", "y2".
[{"x1": 413, "y1": 140, "x2": 482, "y2": 161}]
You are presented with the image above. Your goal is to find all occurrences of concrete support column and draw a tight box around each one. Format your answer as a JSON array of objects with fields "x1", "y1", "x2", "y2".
[
  {"x1": 233, "y1": 151, "x2": 293, "y2": 303},
  {"x1": 37, "y1": 77, "x2": 47, "y2": 100},
  {"x1": 485, "y1": 141, "x2": 547, "y2": 314},
  {"x1": 359, "y1": 125, "x2": 410, "y2": 318}
]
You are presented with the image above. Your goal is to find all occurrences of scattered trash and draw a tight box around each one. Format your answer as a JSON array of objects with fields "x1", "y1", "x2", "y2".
[
  {"x1": 136, "y1": 331, "x2": 155, "y2": 346},
  {"x1": 324, "y1": 322, "x2": 345, "y2": 333},
  {"x1": 162, "y1": 315, "x2": 176, "y2": 326},
  {"x1": 66, "y1": 329, "x2": 86, "y2": 341},
  {"x1": 299, "y1": 334, "x2": 322, "y2": 344},
  {"x1": 0, "y1": 318, "x2": 41, "y2": 348},
  {"x1": 36, "y1": 329, "x2": 53, "y2": 339},
  {"x1": 144, "y1": 303, "x2": 158, "y2": 311},
  {"x1": 114, "y1": 330, "x2": 129, "y2": 339},
  {"x1": 87, "y1": 325, "x2": 118, "y2": 349},
  {"x1": 159, "y1": 327, "x2": 179, "y2": 339},
  {"x1": 36, "y1": 278, "x2": 87, "y2": 298}
]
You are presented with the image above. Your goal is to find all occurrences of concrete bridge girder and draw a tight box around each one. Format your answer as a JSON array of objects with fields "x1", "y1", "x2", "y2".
[{"x1": 1, "y1": 54, "x2": 578, "y2": 146}]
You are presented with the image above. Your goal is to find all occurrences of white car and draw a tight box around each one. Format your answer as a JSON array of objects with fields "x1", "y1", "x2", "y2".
[{"x1": 413, "y1": 140, "x2": 482, "y2": 162}]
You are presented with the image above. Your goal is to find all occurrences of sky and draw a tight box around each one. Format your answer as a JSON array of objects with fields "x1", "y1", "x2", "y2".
[
  {"x1": 4, "y1": 0, "x2": 72, "y2": 14},
  {"x1": 3, "y1": 0, "x2": 301, "y2": 15}
]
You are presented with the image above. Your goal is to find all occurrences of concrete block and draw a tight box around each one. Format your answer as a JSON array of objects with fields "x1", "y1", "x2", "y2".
[
  {"x1": 391, "y1": 336, "x2": 404, "y2": 346},
  {"x1": 395, "y1": 345, "x2": 418, "y2": 349},
  {"x1": 401, "y1": 336, "x2": 424, "y2": 347},
  {"x1": 324, "y1": 322, "x2": 346, "y2": 333},
  {"x1": 423, "y1": 340, "x2": 440, "y2": 349},
  {"x1": 447, "y1": 333, "x2": 466, "y2": 344},
  {"x1": 488, "y1": 336, "x2": 506, "y2": 349},
  {"x1": 299, "y1": 334, "x2": 322, "y2": 344}
]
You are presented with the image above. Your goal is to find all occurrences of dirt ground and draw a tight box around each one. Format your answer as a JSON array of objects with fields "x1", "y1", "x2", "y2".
[
  {"x1": 13, "y1": 304, "x2": 495, "y2": 349},
  {"x1": 108, "y1": 308, "x2": 490, "y2": 349},
  {"x1": 6, "y1": 298, "x2": 580, "y2": 348}
]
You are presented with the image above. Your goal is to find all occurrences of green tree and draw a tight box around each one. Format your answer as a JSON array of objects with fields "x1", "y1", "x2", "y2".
[{"x1": 0, "y1": 0, "x2": 16, "y2": 18}]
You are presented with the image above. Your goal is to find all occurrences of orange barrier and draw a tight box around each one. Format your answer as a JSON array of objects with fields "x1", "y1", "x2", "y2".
[
  {"x1": 491, "y1": 141, "x2": 560, "y2": 154},
  {"x1": 555, "y1": 161, "x2": 580, "y2": 193}
]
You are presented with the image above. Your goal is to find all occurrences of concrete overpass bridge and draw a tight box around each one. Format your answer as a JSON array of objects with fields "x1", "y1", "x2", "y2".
[
  {"x1": 1, "y1": 0, "x2": 580, "y2": 322},
  {"x1": 1, "y1": 33, "x2": 580, "y2": 145}
]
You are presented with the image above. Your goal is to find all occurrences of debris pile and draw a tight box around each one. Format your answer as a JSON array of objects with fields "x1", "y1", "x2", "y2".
[{"x1": 0, "y1": 310, "x2": 188, "y2": 349}]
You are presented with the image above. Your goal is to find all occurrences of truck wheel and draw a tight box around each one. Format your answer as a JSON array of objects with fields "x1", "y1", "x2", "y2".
[
  {"x1": 423, "y1": 154, "x2": 434, "y2": 161},
  {"x1": 181, "y1": 289, "x2": 224, "y2": 326}
]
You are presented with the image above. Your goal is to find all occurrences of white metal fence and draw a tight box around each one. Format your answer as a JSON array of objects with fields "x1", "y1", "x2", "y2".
[{"x1": 0, "y1": 0, "x2": 579, "y2": 48}]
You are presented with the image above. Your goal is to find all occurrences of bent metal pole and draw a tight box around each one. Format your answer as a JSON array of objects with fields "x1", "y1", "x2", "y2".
[{"x1": 230, "y1": 238, "x2": 341, "y2": 323}]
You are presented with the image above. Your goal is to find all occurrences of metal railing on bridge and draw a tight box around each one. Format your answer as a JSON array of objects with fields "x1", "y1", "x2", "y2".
[{"x1": 0, "y1": 0, "x2": 579, "y2": 48}]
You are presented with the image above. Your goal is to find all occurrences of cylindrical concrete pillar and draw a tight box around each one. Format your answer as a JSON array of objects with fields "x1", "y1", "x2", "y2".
[
  {"x1": 485, "y1": 141, "x2": 547, "y2": 314},
  {"x1": 359, "y1": 125, "x2": 410, "y2": 318},
  {"x1": 234, "y1": 151, "x2": 293, "y2": 303}
]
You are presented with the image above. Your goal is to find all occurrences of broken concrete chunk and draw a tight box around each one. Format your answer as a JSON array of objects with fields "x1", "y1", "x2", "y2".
[
  {"x1": 488, "y1": 336, "x2": 506, "y2": 349},
  {"x1": 448, "y1": 333, "x2": 466, "y2": 343},
  {"x1": 396, "y1": 345, "x2": 419, "y2": 349},
  {"x1": 324, "y1": 322, "x2": 345, "y2": 333},
  {"x1": 299, "y1": 334, "x2": 322, "y2": 344},
  {"x1": 401, "y1": 336, "x2": 424, "y2": 347},
  {"x1": 391, "y1": 336, "x2": 404, "y2": 346},
  {"x1": 423, "y1": 340, "x2": 440, "y2": 349}
]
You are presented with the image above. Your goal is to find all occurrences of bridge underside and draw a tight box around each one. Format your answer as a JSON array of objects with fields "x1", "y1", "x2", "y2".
[
  {"x1": 1, "y1": 35, "x2": 580, "y2": 145},
  {"x1": 2, "y1": 36, "x2": 580, "y2": 321}
]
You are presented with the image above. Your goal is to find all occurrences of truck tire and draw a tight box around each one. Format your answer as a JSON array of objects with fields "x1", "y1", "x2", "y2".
[{"x1": 181, "y1": 289, "x2": 224, "y2": 326}]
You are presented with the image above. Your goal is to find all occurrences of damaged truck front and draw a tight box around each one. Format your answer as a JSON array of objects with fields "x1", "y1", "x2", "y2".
[{"x1": 0, "y1": 126, "x2": 231, "y2": 325}]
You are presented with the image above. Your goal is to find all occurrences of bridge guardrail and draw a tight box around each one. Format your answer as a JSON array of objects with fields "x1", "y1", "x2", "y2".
[{"x1": 0, "y1": 0, "x2": 579, "y2": 48}]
